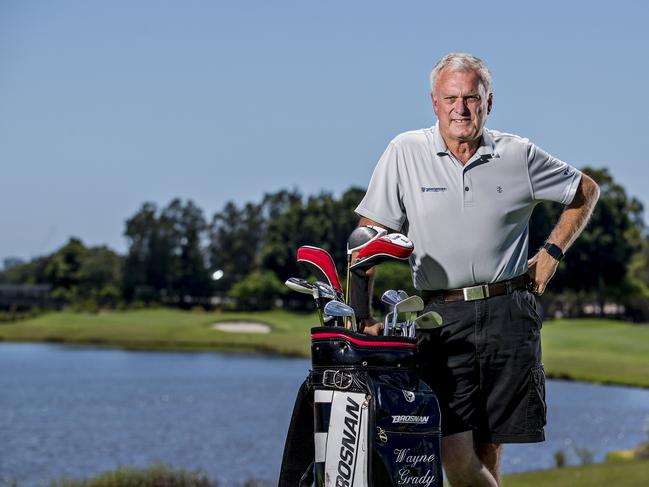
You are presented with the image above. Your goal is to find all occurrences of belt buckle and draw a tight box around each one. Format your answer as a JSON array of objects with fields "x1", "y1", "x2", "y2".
[
  {"x1": 462, "y1": 284, "x2": 490, "y2": 301},
  {"x1": 322, "y1": 369, "x2": 353, "y2": 390}
]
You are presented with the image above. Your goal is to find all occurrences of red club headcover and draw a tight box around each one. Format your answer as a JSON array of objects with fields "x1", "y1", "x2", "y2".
[
  {"x1": 296, "y1": 246, "x2": 343, "y2": 293},
  {"x1": 350, "y1": 233, "x2": 414, "y2": 271}
]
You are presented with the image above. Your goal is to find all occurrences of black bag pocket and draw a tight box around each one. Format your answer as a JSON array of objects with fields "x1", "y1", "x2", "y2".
[{"x1": 371, "y1": 380, "x2": 443, "y2": 487}]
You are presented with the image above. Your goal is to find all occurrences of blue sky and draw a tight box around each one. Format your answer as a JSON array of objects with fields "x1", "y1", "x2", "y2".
[{"x1": 1, "y1": 0, "x2": 647, "y2": 261}]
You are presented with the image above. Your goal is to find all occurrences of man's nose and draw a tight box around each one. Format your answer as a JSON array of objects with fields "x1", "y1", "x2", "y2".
[{"x1": 453, "y1": 98, "x2": 469, "y2": 114}]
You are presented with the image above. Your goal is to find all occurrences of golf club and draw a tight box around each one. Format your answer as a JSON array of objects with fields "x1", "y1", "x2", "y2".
[
  {"x1": 381, "y1": 289, "x2": 401, "y2": 336},
  {"x1": 284, "y1": 277, "x2": 326, "y2": 326},
  {"x1": 397, "y1": 290, "x2": 409, "y2": 333},
  {"x1": 323, "y1": 300, "x2": 356, "y2": 330},
  {"x1": 285, "y1": 277, "x2": 314, "y2": 294},
  {"x1": 381, "y1": 289, "x2": 400, "y2": 306},
  {"x1": 392, "y1": 295, "x2": 424, "y2": 336},
  {"x1": 313, "y1": 281, "x2": 340, "y2": 301},
  {"x1": 410, "y1": 310, "x2": 444, "y2": 336},
  {"x1": 383, "y1": 311, "x2": 394, "y2": 336}
]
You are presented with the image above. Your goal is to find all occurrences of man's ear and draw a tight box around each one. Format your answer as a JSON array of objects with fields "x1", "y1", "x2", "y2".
[
  {"x1": 431, "y1": 93, "x2": 439, "y2": 117},
  {"x1": 487, "y1": 92, "x2": 493, "y2": 115}
]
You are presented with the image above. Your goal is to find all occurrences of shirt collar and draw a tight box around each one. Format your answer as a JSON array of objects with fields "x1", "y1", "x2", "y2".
[{"x1": 431, "y1": 122, "x2": 498, "y2": 160}]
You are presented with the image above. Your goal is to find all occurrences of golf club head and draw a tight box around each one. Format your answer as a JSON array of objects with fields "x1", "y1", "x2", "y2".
[
  {"x1": 397, "y1": 290, "x2": 409, "y2": 300},
  {"x1": 413, "y1": 310, "x2": 444, "y2": 330},
  {"x1": 381, "y1": 289, "x2": 400, "y2": 307},
  {"x1": 286, "y1": 277, "x2": 326, "y2": 326},
  {"x1": 350, "y1": 233, "x2": 414, "y2": 271},
  {"x1": 324, "y1": 300, "x2": 355, "y2": 319},
  {"x1": 347, "y1": 225, "x2": 388, "y2": 254},
  {"x1": 393, "y1": 295, "x2": 424, "y2": 314},
  {"x1": 313, "y1": 281, "x2": 339, "y2": 301},
  {"x1": 297, "y1": 246, "x2": 343, "y2": 293},
  {"x1": 284, "y1": 277, "x2": 314, "y2": 295},
  {"x1": 392, "y1": 296, "x2": 424, "y2": 334}
]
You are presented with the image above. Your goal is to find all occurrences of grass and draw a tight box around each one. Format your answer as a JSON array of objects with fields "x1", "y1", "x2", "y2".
[
  {"x1": 1, "y1": 310, "x2": 648, "y2": 387},
  {"x1": 0, "y1": 308, "x2": 318, "y2": 357},
  {"x1": 502, "y1": 459, "x2": 649, "y2": 486},
  {"x1": 541, "y1": 318, "x2": 649, "y2": 387},
  {"x1": 36, "y1": 459, "x2": 649, "y2": 487}
]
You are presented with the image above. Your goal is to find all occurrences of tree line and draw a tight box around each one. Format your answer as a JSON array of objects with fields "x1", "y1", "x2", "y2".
[{"x1": 1, "y1": 168, "x2": 648, "y2": 320}]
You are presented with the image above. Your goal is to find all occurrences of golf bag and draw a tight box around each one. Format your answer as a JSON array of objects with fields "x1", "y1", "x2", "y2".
[{"x1": 279, "y1": 326, "x2": 442, "y2": 487}]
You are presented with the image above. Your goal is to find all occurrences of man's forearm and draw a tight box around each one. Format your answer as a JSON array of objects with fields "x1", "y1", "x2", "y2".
[
  {"x1": 546, "y1": 173, "x2": 600, "y2": 251},
  {"x1": 528, "y1": 173, "x2": 600, "y2": 295}
]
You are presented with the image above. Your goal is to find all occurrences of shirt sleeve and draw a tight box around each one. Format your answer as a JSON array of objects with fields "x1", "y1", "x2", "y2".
[
  {"x1": 527, "y1": 142, "x2": 582, "y2": 204},
  {"x1": 355, "y1": 141, "x2": 406, "y2": 231}
]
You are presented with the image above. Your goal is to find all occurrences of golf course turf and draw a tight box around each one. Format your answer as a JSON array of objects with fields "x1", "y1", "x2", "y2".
[{"x1": 1, "y1": 309, "x2": 647, "y2": 387}]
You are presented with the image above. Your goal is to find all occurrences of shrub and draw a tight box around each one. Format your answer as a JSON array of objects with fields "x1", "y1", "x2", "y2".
[
  {"x1": 228, "y1": 271, "x2": 286, "y2": 310},
  {"x1": 574, "y1": 446, "x2": 595, "y2": 465},
  {"x1": 49, "y1": 463, "x2": 216, "y2": 487}
]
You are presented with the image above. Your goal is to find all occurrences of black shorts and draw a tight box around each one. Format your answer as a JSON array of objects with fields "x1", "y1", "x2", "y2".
[{"x1": 417, "y1": 289, "x2": 546, "y2": 444}]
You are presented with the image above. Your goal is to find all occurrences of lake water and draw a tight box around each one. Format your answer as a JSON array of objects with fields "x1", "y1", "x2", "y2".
[{"x1": 1, "y1": 343, "x2": 648, "y2": 486}]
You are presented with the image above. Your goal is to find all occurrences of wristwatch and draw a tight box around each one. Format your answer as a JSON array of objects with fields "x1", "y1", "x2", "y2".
[{"x1": 543, "y1": 242, "x2": 564, "y2": 261}]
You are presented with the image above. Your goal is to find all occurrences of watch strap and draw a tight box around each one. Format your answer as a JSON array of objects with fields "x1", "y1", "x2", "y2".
[{"x1": 543, "y1": 242, "x2": 564, "y2": 261}]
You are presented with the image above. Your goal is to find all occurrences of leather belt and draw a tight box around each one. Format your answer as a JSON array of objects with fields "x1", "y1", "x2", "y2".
[{"x1": 419, "y1": 275, "x2": 529, "y2": 303}]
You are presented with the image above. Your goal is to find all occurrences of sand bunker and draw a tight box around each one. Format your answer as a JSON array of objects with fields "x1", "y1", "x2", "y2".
[{"x1": 211, "y1": 322, "x2": 271, "y2": 333}]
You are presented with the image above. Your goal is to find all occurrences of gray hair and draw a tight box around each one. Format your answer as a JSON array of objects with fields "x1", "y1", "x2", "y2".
[{"x1": 429, "y1": 52, "x2": 493, "y2": 96}]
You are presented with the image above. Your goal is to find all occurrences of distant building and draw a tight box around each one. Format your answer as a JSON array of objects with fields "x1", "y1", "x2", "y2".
[
  {"x1": 0, "y1": 284, "x2": 53, "y2": 310},
  {"x1": 2, "y1": 257, "x2": 25, "y2": 271}
]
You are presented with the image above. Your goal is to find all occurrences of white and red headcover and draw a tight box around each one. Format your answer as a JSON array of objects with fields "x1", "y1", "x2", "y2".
[{"x1": 349, "y1": 233, "x2": 414, "y2": 271}]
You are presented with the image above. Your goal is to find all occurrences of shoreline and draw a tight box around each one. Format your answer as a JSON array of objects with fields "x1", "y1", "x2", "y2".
[
  {"x1": 1, "y1": 336, "x2": 649, "y2": 390},
  {"x1": 1, "y1": 310, "x2": 648, "y2": 388}
]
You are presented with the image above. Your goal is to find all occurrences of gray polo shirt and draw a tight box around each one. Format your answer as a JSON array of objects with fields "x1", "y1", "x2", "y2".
[{"x1": 355, "y1": 124, "x2": 582, "y2": 290}]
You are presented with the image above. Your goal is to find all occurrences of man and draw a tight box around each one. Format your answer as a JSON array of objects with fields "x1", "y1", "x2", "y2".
[{"x1": 352, "y1": 53, "x2": 600, "y2": 487}]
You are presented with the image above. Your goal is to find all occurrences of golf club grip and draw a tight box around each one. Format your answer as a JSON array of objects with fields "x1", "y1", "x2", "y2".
[{"x1": 349, "y1": 268, "x2": 371, "y2": 320}]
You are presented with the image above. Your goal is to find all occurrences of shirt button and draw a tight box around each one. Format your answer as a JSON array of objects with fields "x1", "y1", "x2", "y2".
[{"x1": 464, "y1": 186, "x2": 470, "y2": 192}]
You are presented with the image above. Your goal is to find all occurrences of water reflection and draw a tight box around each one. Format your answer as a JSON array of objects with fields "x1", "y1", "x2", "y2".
[{"x1": 1, "y1": 343, "x2": 648, "y2": 486}]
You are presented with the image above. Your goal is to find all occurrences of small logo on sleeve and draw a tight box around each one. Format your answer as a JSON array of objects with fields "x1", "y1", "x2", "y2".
[
  {"x1": 497, "y1": 186, "x2": 503, "y2": 193},
  {"x1": 421, "y1": 186, "x2": 447, "y2": 193}
]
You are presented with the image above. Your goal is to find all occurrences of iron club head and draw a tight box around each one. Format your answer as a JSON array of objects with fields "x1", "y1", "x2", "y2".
[
  {"x1": 412, "y1": 310, "x2": 444, "y2": 330},
  {"x1": 324, "y1": 300, "x2": 356, "y2": 329},
  {"x1": 381, "y1": 289, "x2": 400, "y2": 307}
]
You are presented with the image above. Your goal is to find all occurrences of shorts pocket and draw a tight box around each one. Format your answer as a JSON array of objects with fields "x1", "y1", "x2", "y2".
[
  {"x1": 516, "y1": 290, "x2": 543, "y2": 327},
  {"x1": 526, "y1": 363, "x2": 547, "y2": 431}
]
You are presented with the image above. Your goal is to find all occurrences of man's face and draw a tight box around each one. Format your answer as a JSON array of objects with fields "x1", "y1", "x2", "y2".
[{"x1": 431, "y1": 68, "x2": 492, "y2": 144}]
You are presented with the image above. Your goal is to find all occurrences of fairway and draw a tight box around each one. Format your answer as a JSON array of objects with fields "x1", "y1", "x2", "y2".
[
  {"x1": 0, "y1": 309, "x2": 319, "y2": 357},
  {"x1": 503, "y1": 459, "x2": 649, "y2": 487},
  {"x1": 542, "y1": 318, "x2": 649, "y2": 387},
  {"x1": 1, "y1": 310, "x2": 648, "y2": 387}
]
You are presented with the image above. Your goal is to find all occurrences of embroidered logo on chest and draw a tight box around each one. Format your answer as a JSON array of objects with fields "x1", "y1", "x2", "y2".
[{"x1": 421, "y1": 186, "x2": 447, "y2": 193}]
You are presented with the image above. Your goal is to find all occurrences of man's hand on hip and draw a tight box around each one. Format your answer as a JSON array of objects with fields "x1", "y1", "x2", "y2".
[{"x1": 526, "y1": 251, "x2": 560, "y2": 295}]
